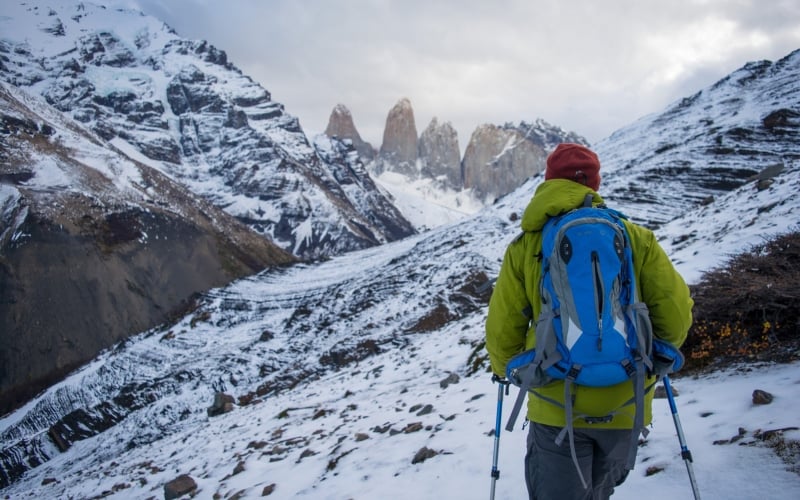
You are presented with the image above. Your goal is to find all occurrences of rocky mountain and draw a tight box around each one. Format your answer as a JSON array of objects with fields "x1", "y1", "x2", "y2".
[
  {"x1": 0, "y1": 0, "x2": 416, "y2": 417},
  {"x1": 0, "y1": 1, "x2": 414, "y2": 260},
  {"x1": 418, "y1": 117, "x2": 462, "y2": 190},
  {"x1": 376, "y1": 97, "x2": 419, "y2": 177},
  {"x1": 323, "y1": 103, "x2": 376, "y2": 161},
  {"x1": 460, "y1": 120, "x2": 588, "y2": 202},
  {"x1": 363, "y1": 98, "x2": 588, "y2": 205},
  {"x1": 595, "y1": 49, "x2": 800, "y2": 231},
  {"x1": 0, "y1": 81, "x2": 294, "y2": 416},
  {"x1": 311, "y1": 133, "x2": 414, "y2": 241},
  {"x1": 1, "y1": 45, "x2": 798, "y2": 496}
]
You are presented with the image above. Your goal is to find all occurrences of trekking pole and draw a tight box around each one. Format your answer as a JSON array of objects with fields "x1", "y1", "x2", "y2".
[
  {"x1": 490, "y1": 374, "x2": 509, "y2": 500},
  {"x1": 663, "y1": 375, "x2": 701, "y2": 500}
]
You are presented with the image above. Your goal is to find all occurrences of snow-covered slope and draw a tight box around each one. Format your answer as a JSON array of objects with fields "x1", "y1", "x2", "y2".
[
  {"x1": 0, "y1": 80, "x2": 293, "y2": 417},
  {"x1": 1, "y1": 171, "x2": 799, "y2": 497},
  {"x1": 2, "y1": 89, "x2": 799, "y2": 490},
  {"x1": 1, "y1": 3, "x2": 799, "y2": 497},
  {"x1": 372, "y1": 170, "x2": 485, "y2": 231},
  {"x1": 0, "y1": 0, "x2": 414, "y2": 259},
  {"x1": 596, "y1": 50, "x2": 800, "y2": 231}
]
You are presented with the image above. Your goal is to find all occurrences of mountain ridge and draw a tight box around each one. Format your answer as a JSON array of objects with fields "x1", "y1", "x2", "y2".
[
  {"x1": 2, "y1": 42, "x2": 799, "y2": 492},
  {"x1": 0, "y1": 0, "x2": 415, "y2": 260}
]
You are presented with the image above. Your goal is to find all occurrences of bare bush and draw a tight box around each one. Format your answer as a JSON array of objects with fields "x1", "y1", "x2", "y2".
[{"x1": 683, "y1": 231, "x2": 800, "y2": 372}]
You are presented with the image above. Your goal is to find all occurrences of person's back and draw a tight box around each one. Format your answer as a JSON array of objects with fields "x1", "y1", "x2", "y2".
[{"x1": 485, "y1": 143, "x2": 693, "y2": 499}]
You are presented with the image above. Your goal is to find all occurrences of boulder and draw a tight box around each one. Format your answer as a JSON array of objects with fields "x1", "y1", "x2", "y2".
[
  {"x1": 207, "y1": 392, "x2": 235, "y2": 417},
  {"x1": 163, "y1": 474, "x2": 197, "y2": 500}
]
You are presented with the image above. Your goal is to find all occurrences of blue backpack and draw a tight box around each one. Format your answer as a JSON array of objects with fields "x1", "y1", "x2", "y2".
[{"x1": 503, "y1": 195, "x2": 683, "y2": 486}]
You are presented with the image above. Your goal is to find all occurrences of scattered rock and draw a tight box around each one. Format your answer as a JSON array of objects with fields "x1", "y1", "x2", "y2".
[
  {"x1": 372, "y1": 423, "x2": 392, "y2": 434},
  {"x1": 645, "y1": 465, "x2": 665, "y2": 476},
  {"x1": 233, "y1": 461, "x2": 246, "y2": 475},
  {"x1": 207, "y1": 392, "x2": 235, "y2": 417},
  {"x1": 403, "y1": 422, "x2": 424, "y2": 433},
  {"x1": 41, "y1": 477, "x2": 57, "y2": 486},
  {"x1": 755, "y1": 427, "x2": 800, "y2": 441},
  {"x1": 752, "y1": 389, "x2": 774, "y2": 405},
  {"x1": 440, "y1": 373, "x2": 460, "y2": 389},
  {"x1": 262, "y1": 483, "x2": 277, "y2": 496},
  {"x1": 327, "y1": 448, "x2": 356, "y2": 471},
  {"x1": 164, "y1": 474, "x2": 197, "y2": 500},
  {"x1": 354, "y1": 433, "x2": 370, "y2": 442},
  {"x1": 415, "y1": 404, "x2": 434, "y2": 416},
  {"x1": 412, "y1": 447, "x2": 439, "y2": 465},
  {"x1": 298, "y1": 449, "x2": 318, "y2": 461},
  {"x1": 653, "y1": 384, "x2": 678, "y2": 399},
  {"x1": 247, "y1": 440, "x2": 268, "y2": 450},
  {"x1": 714, "y1": 427, "x2": 748, "y2": 445}
]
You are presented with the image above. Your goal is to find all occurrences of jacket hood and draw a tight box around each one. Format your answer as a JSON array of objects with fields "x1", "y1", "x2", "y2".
[{"x1": 521, "y1": 179, "x2": 604, "y2": 232}]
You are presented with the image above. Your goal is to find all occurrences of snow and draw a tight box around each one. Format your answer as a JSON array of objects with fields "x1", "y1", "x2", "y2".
[
  {"x1": 1, "y1": 2, "x2": 799, "y2": 498},
  {"x1": 373, "y1": 170, "x2": 484, "y2": 231},
  {"x1": 2, "y1": 176, "x2": 799, "y2": 497}
]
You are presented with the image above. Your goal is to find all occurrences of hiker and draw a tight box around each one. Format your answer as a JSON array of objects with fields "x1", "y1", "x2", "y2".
[{"x1": 485, "y1": 143, "x2": 693, "y2": 499}]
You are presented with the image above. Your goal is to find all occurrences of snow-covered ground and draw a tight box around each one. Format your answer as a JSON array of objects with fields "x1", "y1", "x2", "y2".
[
  {"x1": 4, "y1": 305, "x2": 798, "y2": 499},
  {"x1": 2, "y1": 169, "x2": 799, "y2": 498},
  {"x1": 2, "y1": 2, "x2": 799, "y2": 498},
  {"x1": 372, "y1": 170, "x2": 485, "y2": 231}
]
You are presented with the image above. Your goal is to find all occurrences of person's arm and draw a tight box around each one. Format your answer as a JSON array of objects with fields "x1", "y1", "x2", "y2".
[
  {"x1": 485, "y1": 239, "x2": 532, "y2": 376},
  {"x1": 627, "y1": 223, "x2": 693, "y2": 348}
]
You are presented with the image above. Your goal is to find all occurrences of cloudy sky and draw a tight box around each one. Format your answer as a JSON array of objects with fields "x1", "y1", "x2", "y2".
[{"x1": 122, "y1": 0, "x2": 800, "y2": 149}]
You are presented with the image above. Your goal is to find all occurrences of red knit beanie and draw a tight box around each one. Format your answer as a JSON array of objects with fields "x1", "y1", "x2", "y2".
[{"x1": 545, "y1": 143, "x2": 601, "y2": 191}]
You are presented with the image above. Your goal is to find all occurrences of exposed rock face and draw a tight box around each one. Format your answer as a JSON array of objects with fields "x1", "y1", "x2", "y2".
[
  {"x1": 324, "y1": 104, "x2": 375, "y2": 161},
  {"x1": 462, "y1": 124, "x2": 545, "y2": 201},
  {"x1": 371, "y1": 98, "x2": 585, "y2": 203},
  {"x1": 418, "y1": 117, "x2": 461, "y2": 189},
  {"x1": 0, "y1": 2, "x2": 413, "y2": 261},
  {"x1": 378, "y1": 98, "x2": 418, "y2": 176},
  {"x1": 0, "y1": 83, "x2": 294, "y2": 416},
  {"x1": 312, "y1": 134, "x2": 416, "y2": 243}
]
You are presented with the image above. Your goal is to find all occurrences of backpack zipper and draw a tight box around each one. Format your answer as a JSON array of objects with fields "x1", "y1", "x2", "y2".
[{"x1": 591, "y1": 251, "x2": 603, "y2": 351}]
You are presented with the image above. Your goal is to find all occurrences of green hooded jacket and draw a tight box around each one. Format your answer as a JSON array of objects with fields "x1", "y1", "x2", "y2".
[{"x1": 485, "y1": 179, "x2": 693, "y2": 429}]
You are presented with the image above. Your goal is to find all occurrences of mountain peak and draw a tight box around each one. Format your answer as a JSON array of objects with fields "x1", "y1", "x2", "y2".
[
  {"x1": 378, "y1": 97, "x2": 419, "y2": 175},
  {"x1": 323, "y1": 103, "x2": 376, "y2": 160}
]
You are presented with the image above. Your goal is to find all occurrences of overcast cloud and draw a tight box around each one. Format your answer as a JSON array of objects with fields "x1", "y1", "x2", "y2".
[{"x1": 121, "y1": 0, "x2": 800, "y2": 150}]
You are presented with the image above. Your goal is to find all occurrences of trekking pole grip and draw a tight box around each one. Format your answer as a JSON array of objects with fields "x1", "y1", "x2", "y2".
[{"x1": 491, "y1": 374, "x2": 510, "y2": 394}]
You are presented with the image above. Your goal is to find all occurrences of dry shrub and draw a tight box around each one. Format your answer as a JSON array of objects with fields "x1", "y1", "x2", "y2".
[{"x1": 683, "y1": 230, "x2": 800, "y2": 372}]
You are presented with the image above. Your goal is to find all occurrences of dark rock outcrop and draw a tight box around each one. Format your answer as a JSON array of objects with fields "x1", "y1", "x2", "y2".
[{"x1": 0, "y1": 83, "x2": 294, "y2": 417}]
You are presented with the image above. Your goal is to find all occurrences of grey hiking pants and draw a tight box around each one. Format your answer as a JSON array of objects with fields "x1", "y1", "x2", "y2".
[{"x1": 525, "y1": 423, "x2": 633, "y2": 500}]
